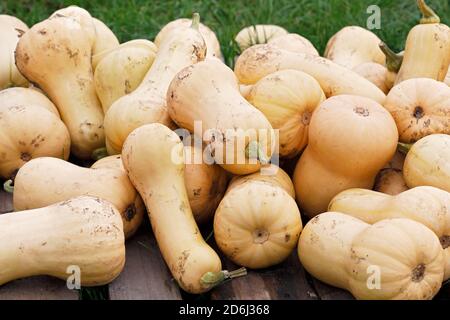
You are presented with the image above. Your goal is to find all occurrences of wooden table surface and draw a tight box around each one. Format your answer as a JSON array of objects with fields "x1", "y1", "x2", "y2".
[{"x1": 0, "y1": 187, "x2": 448, "y2": 300}]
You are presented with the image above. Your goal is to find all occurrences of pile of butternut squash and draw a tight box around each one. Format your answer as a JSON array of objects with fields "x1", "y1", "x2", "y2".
[{"x1": 0, "y1": 0, "x2": 449, "y2": 300}]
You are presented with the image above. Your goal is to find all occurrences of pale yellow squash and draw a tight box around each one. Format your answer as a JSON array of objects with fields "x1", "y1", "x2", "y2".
[
  {"x1": 0, "y1": 14, "x2": 28, "y2": 31},
  {"x1": 267, "y1": 33, "x2": 319, "y2": 56},
  {"x1": 298, "y1": 212, "x2": 444, "y2": 299},
  {"x1": 92, "y1": 17, "x2": 119, "y2": 59},
  {"x1": 293, "y1": 95, "x2": 398, "y2": 217},
  {"x1": 155, "y1": 18, "x2": 223, "y2": 61},
  {"x1": 445, "y1": 69, "x2": 450, "y2": 86},
  {"x1": 94, "y1": 40, "x2": 157, "y2": 113},
  {"x1": 395, "y1": 0, "x2": 450, "y2": 84},
  {"x1": 12, "y1": 156, "x2": 144, "y2": 239},
  {"x1": 234, "y1": 44, "x2": 386, "y2": 104},
  {"x1": 104, "y1": 14, "x2": 206, "y2": 155},
  {"x1": 0, "y1": 196, "x2": 125, "y2": 286},
  {"x1": 247, "y1": 69, "x2": 325, "y2": 158},
  {"x1": 324, "y1": 26, "x2": 385, "y2": 69},
  {"x1": 15, "y1": 12, "x2": 104, "y2": 159},
  {"x1": 353, "y1": 62, "x2": 391, "y2": 94},
  {"x1": 384, "y1": 78, "x2": 450, "y2": 143},
  {"x1": 214, "y1": 167, "x2": 302, "y2": 269},
  {"x1": 235, "y1": 24, "x2": 288, "y2": 51},
  {"x1": 122, "y1": 123, "x2": 245, "y2": 294},
  {"x1": 167, "y1": 58, "x2": 275, "y2": 175},
  {"x1": 0, "y1": 87, "x2": 59, "y2": 116},
  {"x1": 403, "y1": 134, "x2": 450, "y2": 193}
]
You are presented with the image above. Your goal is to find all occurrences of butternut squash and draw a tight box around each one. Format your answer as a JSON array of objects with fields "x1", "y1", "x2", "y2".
[
  {"x1": 0, "y1": 196, "x2": 125, "y2": 286},
  {"x1": 352, "y1": 62, "x2": 391, "y2": 94},
  {"x1": 395, "y1": 0, "x2": 450, "y2": 84},
  {"x1": 104, "y1": 13, "x2": 205, "y2": 155},
  {"x1": 384, "y1": 78, "x2": 450, "y2": 143},
  {"x1": 298, "y1": 212, "x2": 444, "y2": 300},
  {"x1": 445, "y1": 69, "x2": 450, "y2": 86},
  {"x1": 324, "y1": 26, "x2": 385, "y2": 69},
  {"x1": 402, "y1": 134, "x2": 450, "y2": 193},
  {"x1": 91, "y1": 17, "x2": 119, "y2": 60},
  {"x1": 0, "y1": 21, "x2": 28, "y2": 89},
  {"x1": 0, "y1": 87, "x2": 59, "y2": 116},
  {"x1": 155, "y1": 18, "x2": 223, "y2": 61},
  {"x1": 267, "y1": 33, "x2": 319, "y2": 56},
  {"x1": 0, "y1": 14, "x2": 28, "y2": 31},
  {"x1": 214, "y1": 168, "x2": 302, "y2": 269},
  {"x1": 293, "y1": 95, "x2": 398, "y2": 217},
  {"x1": 11, "y1": 156, "x2": 144, "y2": 239},
  {"x1": 184, "y1": 144, "x2": 228, "y2": 224},
  {"x1": 167, "y1": 58, "x2": 275, "y2": 175},
  {"x1": 15, "y1": 12, "x2": 105, "y2": 159},
  {"x1": 373, "y1": 168, "x2": 408, "y2": 195},
  {"x1": 94, "y1": 40, "x2": 157, "y2": 113},
  {"x1": 0, "y1": 104, "x2": 70, "y2": 180},
  {"x1": 235, "y1": 25, "x2": 288, "y2": 51},
  {"x1": 329, "y1": 186, "x2": 450, "y2": 280},
  {"x1": 122, "y1": 123, "x2": 246, "y2": 294},
  {"x1": 247, "y1": 69, "x2": 325, "y2": 158},
  {"x1": 234, "y1": 44, "x2": 386, "y2": 104}
]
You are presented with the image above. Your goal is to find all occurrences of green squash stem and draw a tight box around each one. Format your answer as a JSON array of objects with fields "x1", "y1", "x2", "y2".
[
  {"x1": 190, "y1": 12, "x2": 200, "y2": 30},
  {"x1": 417, "y1": 0, "x2": 440, "y2": 24},
  {"x1": 379, "y1": 42, "x2": 403, "y2": 72},
  {"x1": 91, "y1": 147, "x2": 108, "y2": 161},
  {"x1": 3, "y1": 179, "x2": 14, "y2": 193},
  {"x1": 398, "y1": 142, "x2": 413, "y2": 155},
  {"x1": 200, "y1": 267, "x2": 247, "y2": 289}
]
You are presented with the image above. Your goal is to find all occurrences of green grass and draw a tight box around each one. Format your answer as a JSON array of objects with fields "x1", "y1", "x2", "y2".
[{"x1": 1, "y1": 0, "x2": 449, "y2": 66}]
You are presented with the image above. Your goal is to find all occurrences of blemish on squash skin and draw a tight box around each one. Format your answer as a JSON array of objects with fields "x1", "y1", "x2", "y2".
[{"x1": 440, "y1": 235, "x2": 450, "y2": 249}]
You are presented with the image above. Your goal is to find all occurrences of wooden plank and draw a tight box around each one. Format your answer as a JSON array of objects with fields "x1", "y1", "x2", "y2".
[
  {"x1": 109, "y1": 222, "x2": 182, "y2": 300},
  {"x1": 0, "y1": 277, "x2": 79, "y2": 300},
  {"x1": 211, "y1": 249, "x2": 318, "y2": 300},
  {"x1": 310, "y1": 278, "x2": 354, "y2": 300}
]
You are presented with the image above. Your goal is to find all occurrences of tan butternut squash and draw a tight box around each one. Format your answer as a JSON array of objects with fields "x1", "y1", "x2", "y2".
[
  {"x1": 11, "y1": 156, "x2": 144, "y2": 239},
  {"x1": 184, "y1": 144, "x2": 228, "y2": 224},
  {"x1": 247, "y1": 69, "x2": 325, "y2": 158},
  {"x1": 234, "y1": 44, "x2": 386, "y2": 104},
  {"x1": 293, "y1": 95, "x2": 398, "y2": 217},
  {"x1": 0, "y1": 21, "x2": 28, "y2": 89},
  {"x1": 94, "y1": 40, "x2": 157, "y2": 113},
  {"x1": 324, "y1": 26, "x2": 385, "y2": 69},
  {"x1": 104, "y1": 14, "x2": 206, "y2": 155},
  {"x1": 329, "y1": 186, "x2": 450, "y2": 280},
  {"x1": 155, "y1": 18, "x2": 223, "y2": 61},
  {"x1": 167, "y1": 58, "x2": 275, "y2": 175},
  {"x1": 395, "y1": 0, "x2": 450, "y2": 84},
  {"x1": 15, "y1": 12, "x2": 105, "y2": 159},
  {"x1": 384, "y1": 78, "x2": 450, "y2": 143},
  {"x1": 235, "y1": 25, "x2": 288, "y2": 51},
  {"x1": 298, "y1": 212, "x2": 444, "y2": 300},
  {"x1": 0, "y1": 14, "x2": 28, "y2": 31},
  {"x1": 267, "y1": 33, "x2": 319, "y2": 56},
  {"x1": 0, "y1": 196, "x2": 125, "y2": 286},
  {"x1": 373, "y1": 168, "x2": 408, "y2": 195},
  {"x1": 214, "y1": 168, "x2": 301, "y2": 269},
  {"x1": 402, "y1": 134, "x2": 450, "y2": 193},
  {"x1": 49, "y1": 6, "x2": 96, "y2": 43},
  {"x1": 0, "y1": 104, "x2": 70, "y2": 180},
  {"x1": 122, "y1": 123, "x2": 246, "y2": 294},
  {"x1": 92, "y1": 17, "x2": 119, "y2": 59},
  {"x1": 0, "y1": 87, "x2": 59, "y2": 116},
  {"x1": 352, "y1": 62, "x2": 391, "y2": 94}
]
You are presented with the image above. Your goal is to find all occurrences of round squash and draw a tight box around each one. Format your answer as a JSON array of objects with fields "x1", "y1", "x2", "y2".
[
  {"x1": 235, "y1": 24, "x2": 288, "y2": 52},
  {"x1": 122, "y1": 123, "x2": 243, "y2": 294},
  {"x1": 298, "y1": 212, "x2": 444, "y2": 300},
  {"x1": 155, "y1": 18, "x2": 223, "y2": 61},
  {"x1": 214, "y1": 167, "x2": 302, "y2": 269},
  {"x1": 403, "y1": 134, "x2": 450, "y2": 193},
  {"x1": 324, "y1": 26, "x2": 386, "y2": 69},
  {"x1": 267, "y1": 33, "x2": 319, "y2": 56},
  {"x1": 293, "y1": 95, "x2": 398, "y2": 217},
  {"x1": 0, "y1": 196, "x2": 125, "y2": 286},
  {"x1": 184, "y1": 144, "x2": 228, "y2": 224},
  {"x1": 0, "y1": 104, "x2": 70, "y2": 180},
  {"x1": 15, "y1": 12, "x2": 105, "y2": 159},
  {"x1": 167, "y1": 58, "x2": 275, "y2": 175},
  {"x1": 353, "y1": 62, "x2": 391, "y2": 94},
  {"x1": 329, "y1": 186, "x2": 450, "y2": 280},
  {"x1": 247, "y1": 69, "x2": 325, "y2": 158},
  {"x1": 0, "y1": 87, "x2": 59, "y2": 116},
  {"x1": 104, "y1": 14, "x2": 205, "y2": 155},
  {"x1": 12, "y1": 156, "x2": 144, "y2": 239},
  {"x1": 0, "y1": 14, "x2": 28, "y2": 31},
  {"x1": 91, "y1": 17, "x2": 119, "y2": 60},
  {"x1": 94, "y1": 40, "x2": 157, "y2": 113},
  {"x1": 234, "y1": 44, "x2": 386, "y2": 104},
  {"x1": 384, "y1": 78, "x2": 450, "y2": 143}
]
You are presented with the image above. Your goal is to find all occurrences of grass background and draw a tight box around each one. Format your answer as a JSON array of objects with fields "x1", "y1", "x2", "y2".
[{"x1": 1, "y1": 0, "x2": 449, "y2": 66}]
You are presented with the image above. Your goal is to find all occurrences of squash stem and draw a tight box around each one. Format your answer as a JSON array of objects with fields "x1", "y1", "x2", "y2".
[
  {"x1": 91, "y1": 147, "x2": 108, "y2": 161},
  {"x1": 190, "y1": 12, "x2": 200, "y2": 30},
  {"x1": 379, "y1": 42, "x2": 403, "y2": 72},
  {"x1": 3, "y1": 180, "x2": 14, "y2": 193},
  {"x1": 398, "y1": 142, "x2": 413, "y2": 155},
  {"x1": 200, "y1": 267, "x2": 247, "y2": 289},
  {"x1": 246, "y1": 141, "x2": 270, "y2": 165},
  {"x1": 417, "y1": 0, "x2": 440, "y2": 24}
]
